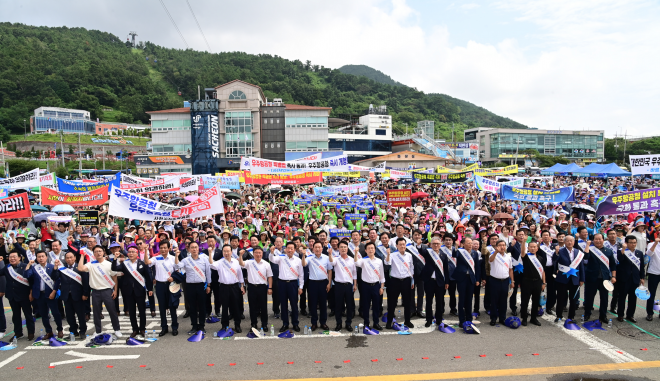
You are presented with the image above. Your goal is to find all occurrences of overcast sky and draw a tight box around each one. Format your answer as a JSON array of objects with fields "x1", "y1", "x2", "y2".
[{"x1": 3, "y1": 0, "x2": 658, "y2": 137}]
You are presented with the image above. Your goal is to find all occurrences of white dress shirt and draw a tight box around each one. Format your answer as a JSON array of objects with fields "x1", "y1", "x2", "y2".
[
  {"x1": 355, "y1": 256, "x2": 386, "y2": 284},
  {"x1": 211, "y1": 258, "x2": 244, "y2": 284},
  {"x1": 148, "y1": 255, "x2": 176, "y2": 282},
  {"x1": 175, "y1": 256, "x2": 212, "y2": 283},
  {"x1": 388, "y1": 236, "x2": 412, "y2": 252},
  {"x1": 646, "y1": 242, "x2": 660, "y2": 275},
  {"x1": 490, "y1": 253, "x2": 512, "y2": 279},
  {"x1": 269, "y1": 253, "x2": 305, "y2": 288},
  {"x1": 241, "y1": 259, "x2": 273, "y2": 285},
  {"x1": 384, "y1": 250, "x2": 414, "y2": 279},
  {"x1": 304, "y1": 253, "x2": 331, "y2": 280},
  {"x1": 332, "y1": 255, "x2": 357, "y2": 284}
]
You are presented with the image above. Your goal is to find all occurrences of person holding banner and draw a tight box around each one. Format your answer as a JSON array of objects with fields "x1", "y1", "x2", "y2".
[
  {"x1": 328, "y1": 241, "x2": 357, "y2": 332},
  {"x1": 269, "y1": 242, "x2": 304, "y2": 332},
  {"x1": 582, "y1": 234, "x2": 617, "y2": 324},
  {"x1": 55, "y1": 252, "x2": 90, "y2": 340},
  {"x1": 384, "y1": 237, "x2": 415, "y2": 329},
  {"x1": 25, "y1": 250, "x2": 64, "y2": 339},
  {"x1": 111, "y1": 246, "x2": 153, "y2": 339},
  {"x1": 615, "y1": 236, "x2": 645, "y2": 323},
  {"x1": 0, "y1": 251, "x2": 35, "y2": 340},
  {"x1": 210, "y1": 244, "x2": 245, "y2": 333},
  {"x1": 519, "y1": 241, "x2": 546, "y2": 327},
  {"x1": 422, "y1": 237, "x2": 449, "y2": 327},
  {"x1": 553, "y1": 236, "x2": 585, "y2": 324},
  {"x1": 144, "y1": 240, "x2": 179, "y2": 336}
]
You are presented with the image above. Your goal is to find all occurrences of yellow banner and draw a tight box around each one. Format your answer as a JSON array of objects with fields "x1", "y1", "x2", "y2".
[
  {"x1": 464, "y1": 163, "x2": 479, "y2": 171},
  {"x1": 473, "y1": 165, "x2": 519, "y2": 176},
  {"x1": 323, "y1": 171, "x2": 360, "y2": 177},
  {"x1": 224, "y1": 170, "x2": 245, "y2": 182}
]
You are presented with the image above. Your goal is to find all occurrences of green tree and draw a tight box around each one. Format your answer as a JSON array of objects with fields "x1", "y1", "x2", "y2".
[
  {"x1": 55, "y1": 165, "x2": 69, "y2": 179},
  {"x1": 85, "y1": 148, "x2": 93, "y2": 157},
  {"x1": 68, "y1": 145, "x2": 74, "y2": 154}
]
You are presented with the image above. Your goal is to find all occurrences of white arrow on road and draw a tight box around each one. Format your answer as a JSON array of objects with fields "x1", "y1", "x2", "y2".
[{"x1": 49, "y1": 350, "x2": 140, "y2": 366}]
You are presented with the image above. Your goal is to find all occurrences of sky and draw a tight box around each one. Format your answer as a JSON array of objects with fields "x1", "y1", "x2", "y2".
[{"x1": 2, "y1": 0, "x2": 659, "y2": 137}]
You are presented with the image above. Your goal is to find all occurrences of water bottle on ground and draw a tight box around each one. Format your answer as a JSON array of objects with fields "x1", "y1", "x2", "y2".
[
  {"x1": 608, "y1": 319, "x2": 612, "y2": 329},
  {"x1": 354, "y1": 326, "x2": 358, "y2": 334},
  {"x1": 70, "y1": 332, "x2": 75, "y2": 342},
  {"x1": 260, "y1": 327, "x2": 264, "y2": 337},
  {"x1": 213, "y1": 331, "x2": 217, "y2": 337},
  {"x1": 358, "y1": 323, "x2": 364, "y2": 333},
  {"x1": 270, "y1": 325, "x2": 275, "y2": 336},
  {"x1": 40, "y1": 328, "x2": 44, "y2": 339},
  {"x1": 304, "y1": 325, "x2": 308, "y2": 335},
  {"x1": 431, "y1": 319, "x2": 436, "y2": 330},
  {"x1": 152, "y1": 329, "x2": 156, "y2": 339}
]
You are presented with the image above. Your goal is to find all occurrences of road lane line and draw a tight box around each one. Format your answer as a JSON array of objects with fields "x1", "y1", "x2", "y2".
[{"x1": 0, "y1": 351, "x2": 26, "y2": 369}]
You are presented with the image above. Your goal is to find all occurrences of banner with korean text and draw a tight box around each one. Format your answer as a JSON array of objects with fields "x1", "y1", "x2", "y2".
[
  {"x1": 387, "y1": 189, "x2": 412, "y2": 208},
  {"x1": 41, "y1": 186, "x2": 109, "y2": 207},
  {"x1": 313, "y1": 183, "x2": 368, "y2": 196},
  {"x1": 58, "y1": 173, "x2": 121, "y2": 193},
  {"x1": 243, "y1": 171, "x2": 322, "y2": 185},
  {"x1": 413, "y1": 171, "x2": 473, "y2": 183},
  {"x1": 0, "y1": 168, "x2": 40, "y2": 190},
  {"x1": 247, "y1": 155, "x2": 349, "y2": 175},
  {"x1": 0, "y1": 193, "x2": 32, "y2": 219},
  {"x1": 629, "y1": 154, "x2": 660, "y2": 175},
  {"x1": 119, "y1": 176, "x2": 180, "y2": 194},
  {"x1": 501, "y1": 185, "x2": 575, "y2": 203},
  {"x1": 595, "y1": 188, "x2": 660, "y2": 216},
  {"x1": 475, "y1": 176, "x2": 525, "y2": 194}
]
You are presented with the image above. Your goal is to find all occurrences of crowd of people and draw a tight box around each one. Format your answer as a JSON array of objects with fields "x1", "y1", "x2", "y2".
[{"x1": 0, "y1": 171, "x2": 658, "y2": 343}]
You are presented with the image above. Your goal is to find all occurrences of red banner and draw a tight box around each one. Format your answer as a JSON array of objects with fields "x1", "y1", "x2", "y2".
[
  {"x1": 0, "y1": 193, "x2": 32, "y2": 219},
  {"x1": 244, "y1": 171, "x2": 322, "y2": 185},
  {"x1": 387, "y1": 189, "x2": 412, "y2": 208},
  {"x1": 41, "y1": 186, "x2": 109, "y2": 207}
]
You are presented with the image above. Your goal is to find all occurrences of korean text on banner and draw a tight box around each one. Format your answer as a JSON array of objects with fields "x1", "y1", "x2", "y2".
[
  {"x1": 475, "y1": 176, "x2": 525, "y2": 194},
  {"x1": 474, "y1": 165, "x2": 519, "y2": 177},
  {"x1": 0, "y1": 168, "x2": 40, "y2": 190},
  {"x1": 41, "y1": 186, "x2": 108, "y2": 207},
  {"x1": 629, "y1": 154, "x2": 660, "y2": 175},
  {"x1": 313, "y1": 183, "x2": 368, "y2": 196},
  {"x1": 108, "y1": 184, "x2": 225, "y2": 221},
  {"x1": 120, "y1": 176, "x2": 180, "y2": 194},
  {"x1": 501, "y1": 185, "x2": 575, "y2": 203},
  {"x1": 413, "y1": 171, "x2": 473, "y2": 184},
  {"x1": 243, "y1": 171, "x2": 322, "y2": 185},
  {"x1": 387, "y1": 189, "x2": 412, "y2": 208},
  {"x1": 323, "y1": 171, "x2": 360, "y2": 177},
  {"x1": 247, "y1": 155, "x2": 349, "y2": 175},
  {"x1": 40, "y1": 173, "x2": 57, "y2": 189},
  {"x1": 0, "y1": 193, "x2": 32, "y2": 219},
  {"x1": 179, "y1": 176, "x2": 199, "y2": 193},
  {"x1": 78, "y1": 210, "x2": 100, "y2": 226},
  {"x1": 58, "y1": 173, "x2": 121, "y2": 193},
  {"x1": 595, "y1": 188, "x2": 660, "y2": 217},
  {"x1": 217, "y1": 175, "x2": 240, "y2": 189}
]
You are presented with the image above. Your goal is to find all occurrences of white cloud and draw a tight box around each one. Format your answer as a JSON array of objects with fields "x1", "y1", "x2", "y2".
[{"x1": 461, "y1": 3, "x2": 481, "y2": 10}]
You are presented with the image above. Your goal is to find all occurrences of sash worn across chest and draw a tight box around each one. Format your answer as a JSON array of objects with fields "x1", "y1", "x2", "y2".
[
  {"x1": 124, "y1": 260, "x2": 146, "y2": 289},
  {"x1": 526, "y1": 254, "x2": 544, "y2": 278},
  {"x1": 90, "y1": 262, "x2": 116, "y2": 288},
  {"x1": 427, "y1": 248, "x2": 444, "y2": 278},
  {"x1": 406, "y1": 243, "x2": 426, "y2": 265},
  {"x1": 8, "y1": 265, "x2": 29, "y2": 286},
  {"x1": 458, "y1": 249, "x2": 475, "y2": 275},
  {"x1": 59, "y1": 266, "x2": 83, "y2": 285},
  {"x1": 307, "y1": 255, "x2": 328, "y2": 279},
  {"x1": 221, "y1": 258, "x2": 240, "y2": 281},
  {"x1": 623, "y1": 249, "x2": 640, "y2": 270},
  {"x1": 185, "y1": 257, "x2": 206, "y2": 282},
  {"x1": 35, "y1": 264, "x2": 55, "y2": 290},
  {"x1": 589, "y1": 246, "x2": 610, "y2": 270}
]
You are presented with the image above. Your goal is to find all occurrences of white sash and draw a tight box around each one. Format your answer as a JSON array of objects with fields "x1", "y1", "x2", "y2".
[
  {"x1": 540, "y1": 243, "x2": 554, "y2": 258},
  {"x1": 486, "y1": 245, "x2": 495, "y2": 255},
  {"x1": 376, "y1": 243, "x2": 388, "y2": 259},
  {"x1": 348, "y1": 242, "x2": 357, "y2": 255},
  {"x1": 577, "y1": 240, "x2": 587, "y2": 251},
  {"x1": 35, "y1": 264, "x2": 55, "y2": 290},
  {"x1": 251, "y1": 260, "x2": 268, "y2": 282},
  {"x1": 623, "y1": 249, "x2": 640, "y2": 270},
  {"x1": 441, "y1": 246, "x2": 456, "y2": 267},
  {"x1": 123, "y1": 260, "x2": 146, "y2": 289},
  {"x1": 336, "y1": 256, "x2": 352, "y2": 279},
  {"x1": 307, "y1": 255, "x2": 328, "y2": 279},
  {"x1": 26, "y1": 251, "x2": 36, "y2": 262},
  {"x1": 406, "y1": 243, "x2": 426, "y2": 265},
  {"x1": 282, "y1": 256, "x2": 299, "y2": 278},
  {"x1": 365, "y1": 258, "x2": 381, "y2": 280},
  {"x1": 590, "y1": 246, "x2": 610, "y2": 268},
  {"x1": 48, "y1": 251, "x2": 59, "y2": 263},
  {"x1": 7, "y1": 265, "x2": 30, "y2": 286},
  {"x1": 185, "y1": 257, "x2": 206, "y2": 283},
  {"x1": 527, "y1": 254, "x2": 544, "y2": 279},
  {"x1": 557, "y1": 250, "x2": 584, "y2": 274},
  {"x1": 231, "y1": 248, "x2": 239, "y2": 259},
  {"x1": 59, "y1": 266, "x2": 83, "y2": 285},
  {"x1": 221, "y1": 258, "x2": 240, "y2": 281},
  {"x1": 458, "y1": 248, "x2": 475, "y2": 275},
  {"x1": 154, "y1": 256, "x2": 173, "y2": 278},
  {"x1": 90, "y1": 262, "x2": 116, "y2": 288},
  {"x1": 427, "y1": 248, "x2": 444, "y2": 279},
  {"x1": 80, "y1": 248, "x2": 94, "y2": 263},
  {"x1": 495, "y1": 253, "x2": 509, "y2": 270},
  {"x1": 395, "y1": 252, "x2": 413, "y2": 278}
]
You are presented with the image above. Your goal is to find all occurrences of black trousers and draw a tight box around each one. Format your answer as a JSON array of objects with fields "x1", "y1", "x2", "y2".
[
  {"x1": 521, "y1": 278, "x2": 542, "y2": 320},
  {"x1": 456, "y1": 278, "x2": 475, "y2": 324},
  {"x1": 113, "y1": 286, "x2": 126, "y2": 314},
  {"x1": 646, "y1": 274, "x2": 660, "y2": 316},
  {"x1": 205, "y1": 281, "x2": 221, "y2": 316},
  {"x1": 219, "y1": 283, "x2": 242, "y2": 328},
  {"x1": 36, "y1": 294, "x2": 63, "y2": 333},
  {"x1": 308, "y1": 279, "x2": 329, "y2": 325},
  {"x1": 447, "y1": 280, "x2": 457, "y2": 312},
  {"x1": 247, "y1": 283, "x2": 268, "y2": 327},
  {"x1": 148, "y1": 268, "x2": 156, "y2": 312},
  {"x1": 610, "y1": 284, "x2": 619, "y2": 311},
  {"x1": 473, "y1": 284, "x2": 482, "y2": 313},
  {"x1": 489, "y1": 277, "x2": 509, "y2": 323},
  {"x1": 63, "y1": 297, "x2": 87, "y2": 335},
  {"x1": 300, "y1": 272, "x2": 309, "y2": 312},
  {"x1": 0, "y1": 296, "x2": 6, "y2": 332},
  {"x1": 509, "y1": 273, "x2": 522, "y2": 312},
  {"x1": 334, "y1": 282, "x2": 354, "y2": 326},
  {"x1": 410, "y1": 276, "x2": 424, "y2": 313},
  {"x1": 386, "y1": 277, "x2": 412, "y2": 324},
  {"x1": 155, "y1": 282, "x2": 178, "y2": 330},
  {"x1": 186, "y1": 283, "x2": 207, "y2": 331},
  {"x1": 123, "y1": 289, "x2": 147, "y2": 332},
  {"x1": 616, "y1": 281, "x2": 638, "y2": 319},
  {"x1": 544, "y1": 266, "x2": 557, "y2": 310},
  {"x1": 584, "y1": 280, "x2": 609, "y2": 320},
  {"x1": 271, "y1": 273, "x2": 280, "y2": 314},
  {"x1": 279, "y1": 280, "x2": 299, "y2": 327},
  {"x1": 483, "y1": 278, "x2": 491, "y2": 312},
  {"x1": 361, "y1": 282, "x2": 380, "y2": 327},
  {"x1": 556, "y1": 281, "x2": 579, "y2": 320},
  {"x1": 424, "y1": 281, "x2": 445, "y2": 323},
  {"x1": 9, "y1": 298, "x2": 35, "y2": 335}
]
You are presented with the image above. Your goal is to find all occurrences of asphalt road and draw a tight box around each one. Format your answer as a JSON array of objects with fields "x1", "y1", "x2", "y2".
[{"x1": 1, "y1": 289, "x2": 659, "y2": 381}]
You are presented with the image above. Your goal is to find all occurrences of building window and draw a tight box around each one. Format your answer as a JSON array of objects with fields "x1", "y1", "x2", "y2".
[
  {"x1": 397, "y1": 155, "x2": 400, "y2": 158},
  {"x1": 412, "y1": 155, "x2": 415, "y2": 158},
  {"x1": 277, "y1": 143, "x2": 280, "y2": 148},
  {"x1": 229, "y1": 90, "x2": 246, "y2": 100}
]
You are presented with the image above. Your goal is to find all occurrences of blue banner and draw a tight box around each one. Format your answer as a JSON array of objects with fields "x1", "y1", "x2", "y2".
[
  {"x1": 57, "y1": 173, "x2": 121, "y2": 193},
  {"x1": 501, "y1": 185, "x2": 575, "y2": 203},
  {"x1": 329, "y1": 229, "x2": 351, "y2": 239},
  {"x1": 294, "y1": 199, "x2": 310, "y2": 205},
  {"x1": 345, "y1": 213, "x2": 367, "y2": 222}
]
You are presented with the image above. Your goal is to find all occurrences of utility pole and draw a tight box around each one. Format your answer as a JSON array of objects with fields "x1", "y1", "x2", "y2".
[
  {"x1": 78, "y1": 133, "x2": 82, "y2": 177},
  {"x1": 623, "y1": 130, "x2": 628, "y2": 167},
  {"x1": 60, "y1": 130, "x2": 65, "y2": 167}
]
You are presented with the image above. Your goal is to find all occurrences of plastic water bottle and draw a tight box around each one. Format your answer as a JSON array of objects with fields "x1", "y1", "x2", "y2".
[
  {"x1": 270, "y1": 325, "x2": 275, "y2": 336},
  {"x1": 260, "y1": 327, "x2": 264, "y2": 337},
  {"x1": 304, "y1": 325, "x2": 308, "y2": 335},
  {"x1": 608, "y1": 319, "x2": 612, "y2": 329},
  {"x1": 70, "y1": 332, "x2": 75, "y2": 342},
  {"x1": 431, "y1": 319, "x2": 436, "y2": 330},
  {"x1": 581, "y1": 314, "x2": 585, "y2": 323},
  {"x1": 12, "y1": 336, "x2": 18, "y2": 346},
  {"x1": 213, "y1": 331, "x2": 218, "y2": 338},
  {"x1": 354, "y1": 325, "x2": 358, "y2": 334},
  {"x1": 398, "y1": 309, "x2": 402, "y2": 320},
  {"x1": 358, "y1": 323, "x2": 364, "y2": 333},
  {"x1": 152, "y1": 329, "x2": 156, "y2": 339},
  {"x1": 40, "y1": 328, "x2": 44, "y2": 339}
]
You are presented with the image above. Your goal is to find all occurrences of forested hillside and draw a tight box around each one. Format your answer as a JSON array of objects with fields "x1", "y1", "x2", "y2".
[
  {"x1": 338, "y1": 65, "x2": 405, "y2": 87},
  {"x1": 0, "y1": 23, "x2": 527, "y2": 142}
]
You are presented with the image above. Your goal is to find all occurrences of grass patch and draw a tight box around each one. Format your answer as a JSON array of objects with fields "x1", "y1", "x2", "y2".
[{"x1": 9, "y1": 134, "x2": 150, "y2": 146}]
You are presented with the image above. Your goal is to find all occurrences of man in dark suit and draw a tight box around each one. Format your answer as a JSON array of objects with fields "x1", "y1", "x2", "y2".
[
  {"x1": 453, "y1": 237, "x2": 481, "y2": 327},
  {"x1": 507, "y1": 228, "x2": 528, "y2": 316},
  {"x1": 112, "y1": 246, "x2": 153, "y2": 339},
  {"x1": 421, "y1": 237, "x2": 449, "y2": 326},
  {"x1": 583, "y1": 233, "x2": 617, "y2": 324},
  {"x1": 204, "y1": 235, "x2": 223, "y2": 318},
  {"x1": 0, "y1": 251, "x2": 35, "y2": 340},
  {"x1": 409, "y1": 230, "x2": 427, "y2": 318},
  {"x1": 25, "y1": 250, "x2": 63, "y2": 339},
  {"x1": 553, "y1": 236, "x2": 585, "y2": 323},
  {"x1": 615, "y1": 235, "x2": 645, "y2": 323},
  {"x1": 55, "y1": 252, "x2": 90, "y2": 340}
]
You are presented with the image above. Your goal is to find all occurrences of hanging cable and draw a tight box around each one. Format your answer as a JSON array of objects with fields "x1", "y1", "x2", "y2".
[
  {"x1": 186, "y1": 0, "x2": 212, "y2": 53},
  {"x1": 158, "y1": 0, "x2": 189, "y2": 49}
]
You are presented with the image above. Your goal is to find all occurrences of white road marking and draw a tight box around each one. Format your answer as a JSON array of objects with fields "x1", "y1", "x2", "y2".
[
  {"x1": 49, "y1": 350, "x2": 140, "y2": 366},
  {"x1": 0, "y1": 351, "x2": 26, "y2": 369}
]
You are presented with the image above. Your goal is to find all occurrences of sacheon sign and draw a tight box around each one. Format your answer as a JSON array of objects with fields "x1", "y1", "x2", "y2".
[{"x1": 190, "y1": 99, "x2": 220, "y2": 175}]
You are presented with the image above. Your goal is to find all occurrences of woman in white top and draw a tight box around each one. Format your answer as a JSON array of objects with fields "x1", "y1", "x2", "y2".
[{"x1": 498, "y1": 225, "x2": 514, "y2": 245}]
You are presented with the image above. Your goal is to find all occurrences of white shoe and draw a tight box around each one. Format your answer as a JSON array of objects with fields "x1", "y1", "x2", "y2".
[
  {"x1": 114, "y1": 330, "x2": 123, "y2": 338},
  {"x1": 0, "y1": 331, "x2": 5, "y2": 339}
]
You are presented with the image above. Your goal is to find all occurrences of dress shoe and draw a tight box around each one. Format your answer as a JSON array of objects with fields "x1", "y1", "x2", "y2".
[
  {"x1": 546, "y1": 308, "x2": 555, "y2": 315},
  {"x1": 490, "y1": 321, "x2": 497, "y2": 326},
  {"x1": 251, "y1": 324, "x2": 258, "y2": 330},
  {"x1": 320, "y1": 324, "x2": 330, "y2": 331},
  {"x1": 334, "y1": 325, "x2": 342, "y2": 332},
  {"x1": 647, "y1": 315, "x2": 654, "y2": 322},
  {"x1": 499, "y1": 319, "x2": 506, "y2": 325},
  {"x1": 130, "y1": 331, "x2": 138, "y2": 338},
  {"x1": 172, "y1": 330, "x2": 178, "y2": 336},
  {"x1": 405, "y1": 321, "x2": 414, "y2": 328},
  {"x1": 511, "y1": 309, "x2": 518, "y2": 316},
  {"x1": 450, "y1": 310, "x2": 458, "y2": 316},
  {"x1": 27, "y1": 333, "x2": 34, "y2": 340},
  {"x1": 158, "y1": 329, "x2": 169, "y2": 337},
  {"x1": 521, "y1": 319, "x2": 528, "y2": 327},
  {"x1": 45, "y1": 332, "x2": 54, "y2": 339},
  {"x1": 411, "y1": 311, "x2": 418, "y2": 318},
  {"x1": 530, "y1": 319, "x2": 542, "y2": 326},
  {"x1": 329, "y1": 310, "x2": 335, "y2": 317},
  {"x1": 300, "y1": 310, "x2": 308, "y2": 317},
  {"x1": 617, "y1": 317, "x2": 624, "y2": 322},
  {"x1": 626, "y1": 317, "x2": 637, "y2": 323},
  {"x1": 386, "y1": 323, "x2": 394, "y2": 330},
  {"x1": 79, "y1": 332, "x2": 86, "y2": 340},
  {"x1": 609, "y1": 308, "x2": 617, "y2": 315},
  {"x1": 240, "y1": 314, "x2": 245, "y2": 320},
  {"x1": 373, "y1": 324, "x2": 383, "y2": 330},
  {"x1": 425, "y1": 321, "x2": 432, "y2": 328},
  {"x1": 554, "y1": 317, "x2": 561, "y2": 323},
  {"x1": 100, "y1": 314, "x2": 105, "y2": 319},
  {"x1": 599, "y1": 317, "x2": 609, "y2": 324},
  {"x1": 183, "y1": 311, "x2": 190, "y2": 318},
  {"x1": 345, "y1": 323, "x2": 353, "y2": 332},
  {"x1": 151, "y1": 311, "x2": 156, "y2": 317},
  {"x1": 274, "y1": 313, "x2": 280, "y2": 319},
  {"x1": 186, "y1": 329, "x2": 196, "y2": 335},
  {"x1": 292, "y1": 325, "x2": 300, "y2": 332},
  {"x1": 57, "y1": 330, "x2": 64, "y2": 338},
  {"x1": 279, "y1": 325, "x2": 289, "y2": 333},
  {"x1": 201, "y1": 329, "x2": 207, "y2": 334},
  {"x1": 234, "y1": 326, "x2": 242, "y2": 333},
  {"x1": 310, "y1": 324, "x2": 318, "y2": 331}
]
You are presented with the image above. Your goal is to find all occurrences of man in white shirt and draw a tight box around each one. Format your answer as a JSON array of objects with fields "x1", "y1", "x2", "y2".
[
  {"x1": 355, "y1": 242, "x2": 385, "y2": 331},
  {"x1": 175, "y1": 242, "x2": 212, "y2": 335},
  {"x1": 238, "y1": 246, "x2": 273, "y2": 330},
  {"x1": 210, "y1": 244, "x2": 245, "y2": 333},
  {"x1": 301, "y1": 242, "x2": 332, "y2": 331},
  {"x1": 328, "y1": 241, "x2": 357, "y2": 332},
  {"x1": 645, "y1": 236, "x2": 660, "y2": 321},
  {"x1": 269, "y1": 242, "x2": 304, "y2": 333},
  {"x1": 384, "y1": 237, "x2": 415, "y2": 329},
  {"x1": 144, "y1": 240, "x2": 178, "y2": 336},
  {"x1": 488, "y1": 239, "x2": 514, "y2": 326}
]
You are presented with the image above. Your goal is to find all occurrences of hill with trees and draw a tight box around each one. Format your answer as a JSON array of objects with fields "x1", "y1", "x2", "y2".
[
  {"x1": 0, "y1": 22, "x2": 528, "y2": 143},
  {"x1": 338, "y1": 64, "x2": 405, "y2": 87}
]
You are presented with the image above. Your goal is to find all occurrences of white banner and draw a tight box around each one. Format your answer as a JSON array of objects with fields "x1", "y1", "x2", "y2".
[
  {"x1": 0, "y1": 168, "x2": 40, "y2": 190},
  {"x1": 247, "y1": 155, "x2": 349, "y2": 175},
  {"x1": 313, "y1": 183, "x2": 368, "y2": 195},
  {"x1": 120, "y1": 176, "x2": 180, "y2": 194},
  {"x1": 630, "y1": 154, "x2": 660, "y2": 175},
  {"x1": 40, "y1": 173, "x2": 57, "y2": 189},
  {"x1": 121, "y1": 174, "x2": 149, "y2": 185},
  {"x1": 373, "y1": 162, "x2": 387, "y2": 173},
  {"x1": 476, "y1": 175, "x2": 525, "y2": 194},
  {"x1": 295, "y1": 153, "x2": 321, "y2": 161},
  {"x1": 179, "y1": 176, "x2": 199, "y2": 193},
  {"x1": 109, "y1": 184, "x2": 224, "y2": 221}
]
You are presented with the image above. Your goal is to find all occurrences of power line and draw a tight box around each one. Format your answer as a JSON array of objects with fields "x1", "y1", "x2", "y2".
[
  {"x1": 186, "y1": 0, "x2": 212, "y2": 53},
  {"x1": 158, "y1": 0, "x2": 189, "y2": 49}
]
